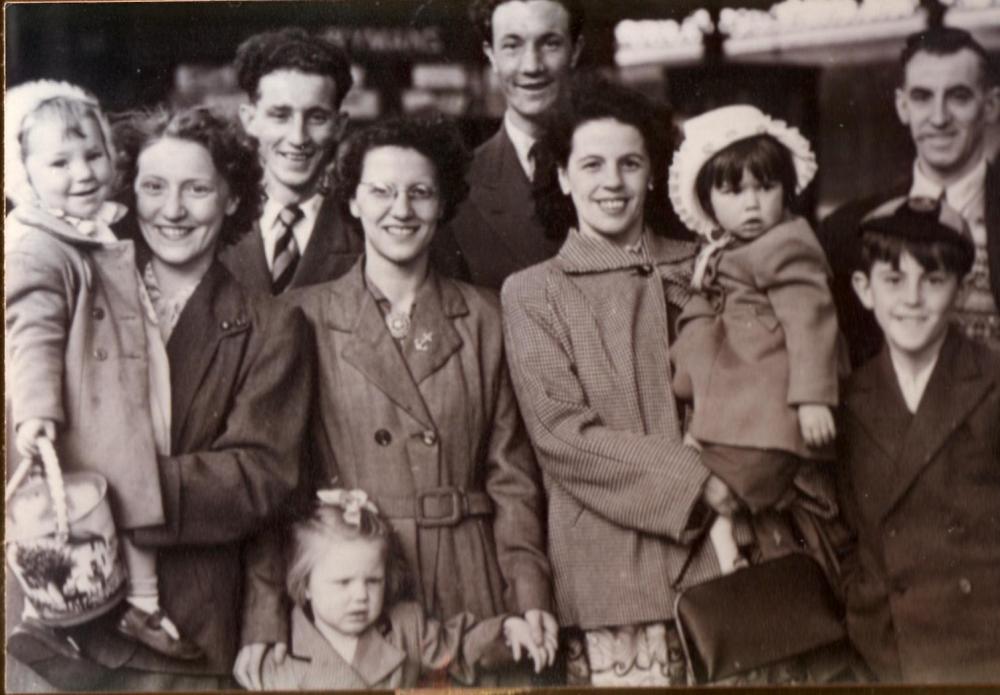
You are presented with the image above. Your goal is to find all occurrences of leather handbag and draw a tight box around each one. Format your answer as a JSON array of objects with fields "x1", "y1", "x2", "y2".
[{"x1": 673, "y1": 552, "x2": 847, "y2": 683}]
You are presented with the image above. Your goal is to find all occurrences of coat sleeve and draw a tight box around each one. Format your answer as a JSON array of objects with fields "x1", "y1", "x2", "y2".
[
  {"x1": 500, "y1": 274, "x2": 709, "y2": 541},
  {"x1": 240, "y1": 526, "x2": 291, "y2": 647},
  {"x1": 132, "y1": 302, "x2": 314, "y2": 547},
  {"x1": 753, "y1": 224, "x2": 839, "y2": 407},
  {"x1": 396, "y1": 604, "x2": 510, "y2": 685},
  {"x1": 4, "y1": 230, "x2": 77, "y2": 427},
  {"x1": 484, "y1": 355, "x2": 554, "y2": 614}
]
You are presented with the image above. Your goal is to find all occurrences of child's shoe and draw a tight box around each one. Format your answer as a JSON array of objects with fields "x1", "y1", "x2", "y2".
[{"x1": 116, "y1": 605, "x2": 204, "y2": 661}]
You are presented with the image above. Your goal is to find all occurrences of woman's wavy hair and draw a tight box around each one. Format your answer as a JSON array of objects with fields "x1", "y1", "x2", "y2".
[
  {"x1": 533, "y1": 73, "x2": 680, "y2": 242},
  {"x1": 113, "y1": 106, "x2": 263, "y2": 247},
  {"x1": 285, "y1": 502, "x2": 412, "y2": 617},
  {"x1": 334, "y1": 113, "x2": 472, "y2": 226}
]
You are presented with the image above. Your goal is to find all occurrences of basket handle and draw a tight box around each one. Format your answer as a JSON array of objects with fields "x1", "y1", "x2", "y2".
[{"x1": 4, "y1": 437, "x2": 69, "y2": 542}]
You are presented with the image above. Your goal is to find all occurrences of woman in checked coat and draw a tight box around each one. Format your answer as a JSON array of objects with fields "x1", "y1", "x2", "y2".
[{"x1": 501, "y1": 76, "x2": 724, "y2": 686}]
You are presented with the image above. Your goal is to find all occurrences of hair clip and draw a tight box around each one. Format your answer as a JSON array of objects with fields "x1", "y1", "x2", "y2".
[{"x1": 317, "y1": 488, "x2": 379, "y2": 526}]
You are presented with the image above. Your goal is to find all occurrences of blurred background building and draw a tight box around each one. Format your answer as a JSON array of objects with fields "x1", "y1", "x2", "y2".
[{"x1": 5, "y1": 0, "x2": 1000, "y2": 218}]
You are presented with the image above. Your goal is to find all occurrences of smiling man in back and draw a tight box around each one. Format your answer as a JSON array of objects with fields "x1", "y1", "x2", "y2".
[
  {"x1": 433, "y1": 0, "x2": 584, "y2": 290},
  {"x1": 221, "y1": 27, "x2": 364, "y2": 295}
]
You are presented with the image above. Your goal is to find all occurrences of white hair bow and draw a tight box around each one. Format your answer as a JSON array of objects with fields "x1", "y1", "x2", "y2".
[{"x1": 316, "y1": 488, "x2": 379, "y2": 526}]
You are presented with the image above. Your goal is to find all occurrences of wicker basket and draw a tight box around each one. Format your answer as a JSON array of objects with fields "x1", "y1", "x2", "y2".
[{"x1": 5, "y1": 438, "x2": 127, "y2": 627}]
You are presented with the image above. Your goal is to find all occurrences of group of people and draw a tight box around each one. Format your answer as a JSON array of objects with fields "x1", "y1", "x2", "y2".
[{"x1": 4, "y1": 0, "x2": 999, "y2": 690}]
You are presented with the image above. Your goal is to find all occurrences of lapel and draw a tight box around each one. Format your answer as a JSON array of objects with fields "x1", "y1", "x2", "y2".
[
  {"x1": 166, "y1": 261, "x2": 251, "y2": 447},
  {"x1": 467, "y1": 128, "x2": 546, "y2": 264},
  {"x1": 289, "y1": 607, "x2": 404, "y2": 689},
  {"x1": 985, "y1": 158, "x2": 1000, "y2": 310},
  {"x1": 352, "y1": 619, "x2": 407, "y2": 687},
  {"x1": 400, "y1": 272, "x2": 466, "y2": 385},
  {"x1": 844, "y1": 346, "x2": 916, "y2": 514},
  {"x1": 291, "y1": 196, "x2": 363, "y2": 289},
  {"x1": 219, "y1": 224, "x2": 272, "y2": 295},
  {"x1": 883, "y1": 329, "x2": 994, "y2": 515},
  {"x1": 323, "y1": 262, "x2": 434, "y2": 428}
]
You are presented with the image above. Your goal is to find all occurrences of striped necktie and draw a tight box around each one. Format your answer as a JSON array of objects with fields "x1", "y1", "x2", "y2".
[{"x1": 272, "y1": 204, "x2": 304, "y2": 294}]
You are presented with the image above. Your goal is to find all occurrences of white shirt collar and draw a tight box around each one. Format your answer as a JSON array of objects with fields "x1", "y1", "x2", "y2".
[
  {"x1": 260, "y1": 193, "x2": 324, "y2": 270},
  {"x1": 909, "y1": 156, "x2": 987, "y2": 218},
  {"x1": 504, "y1": 112, "x2": 537, "y2": 180},
  {"x1": 889, "y1": 345, "x2": 941, "y2": 414}
]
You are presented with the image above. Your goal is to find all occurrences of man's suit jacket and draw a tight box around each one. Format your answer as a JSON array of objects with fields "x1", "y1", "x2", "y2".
[
  {"x1": 219, "y1": 195, "x2": 364, "y2": 295},
  {"x1": 432, "y1": 127, "x2": 562, "y2": 292},
  {"x1": 818, "y1": 158, "x2": 1000, "y2": 367},
  {"x1": 837, "y1": 328, "x2": 1000, "y2": 682}
]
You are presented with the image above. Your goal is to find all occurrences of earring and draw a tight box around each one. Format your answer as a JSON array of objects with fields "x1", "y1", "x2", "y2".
[{"x1": 647, "y1": 181, "x2": 654, "y2": 191}]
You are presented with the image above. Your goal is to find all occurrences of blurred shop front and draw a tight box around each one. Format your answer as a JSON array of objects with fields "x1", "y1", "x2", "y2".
[{"x1": 5, "y1": 0, "x2": 1000, "y2": 218}]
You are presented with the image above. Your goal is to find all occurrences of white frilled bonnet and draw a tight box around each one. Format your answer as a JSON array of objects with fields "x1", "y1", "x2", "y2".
[
  {"x1": 4, "y1": 80, "x2": 115, "y2": 207},
  {"x1": 668, "y1": 104, "x2": 817, "y2": 238}
]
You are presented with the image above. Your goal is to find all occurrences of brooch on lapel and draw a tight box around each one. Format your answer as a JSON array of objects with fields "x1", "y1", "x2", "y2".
[{"x1": 414, "y1": 331, "x2": 433, "y2": 352}]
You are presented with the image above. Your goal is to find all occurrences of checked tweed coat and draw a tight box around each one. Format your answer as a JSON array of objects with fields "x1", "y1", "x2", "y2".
[{"x1": 501, "y1": 229, "x2": 721, "y2": 629}]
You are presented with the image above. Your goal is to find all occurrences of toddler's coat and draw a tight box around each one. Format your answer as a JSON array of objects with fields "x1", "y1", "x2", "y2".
[{"x1": 260, "y1": 603, "x2": 512, "y2": 689}]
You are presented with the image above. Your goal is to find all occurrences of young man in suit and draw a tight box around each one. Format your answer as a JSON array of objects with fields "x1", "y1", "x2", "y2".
[
  {"x1": 221, "y1": 27, "x2": 364, "y2": 295},
  {"x1": 819, "y1": 27, "x2": 1000, "y2": 365},
  {"x1": 433, "y1": 0, "x2": 584, "y2": 291}
]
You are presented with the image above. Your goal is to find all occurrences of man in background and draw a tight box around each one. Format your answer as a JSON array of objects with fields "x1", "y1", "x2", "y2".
[
  {"x1": 221, "y1": 27, "x2": 363, "y2": 295},
  {"x1": 434, "y1": 0, "x2": 584, "y2": 290},
  {"x1": 820, "y1": 27, "x2": 1000, "y2": 365}
]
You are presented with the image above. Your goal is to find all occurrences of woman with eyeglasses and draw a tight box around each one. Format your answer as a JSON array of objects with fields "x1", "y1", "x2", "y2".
[{"x1": 249, "y1": 115, "x2": 557, "y2": 687}]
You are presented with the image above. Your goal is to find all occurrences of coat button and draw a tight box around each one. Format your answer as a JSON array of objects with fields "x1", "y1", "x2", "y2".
[
  {"x1": 91, "y1": 307, "x2": 105, "y2": 320},
  {"x1": 220, "y1": 320, "x2": 231, "y2": 330},
  {"x1": 374, "y1": 429, "x2": 392, "y2": 446},
  {"x1": 93, "y1": 348, "x2": 107, "y2": 361},
  {"x1": 887, "y1": 527, "x2": 897, "y2": 539},
  {"x1": 959, "y1": 578, "x2": 972, "y2": 595},
  {"x1": 421, "y1": 430, "x2": 437, "y2": 446}
]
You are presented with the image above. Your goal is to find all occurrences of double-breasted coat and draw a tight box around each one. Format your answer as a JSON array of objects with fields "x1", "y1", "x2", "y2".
[
  {"x1": 218, "y1": 195, "x2": 363, "y2": 295},
  {"x1": 501, "y1": 229, "x2": 721, "y2": 630},
  {"x1": 5, "y1": 207, "x2": 164, "y2": 528},
  {"x1": 837, "y1": 329, "x2": 1000, "y2": 683},
  {"x1": 261, "y1": 603, "x2": 512, "y2": 689},
  {"x1": 61, "y1": 239, "x2": 314, "y2": 679},
  {"x1": 672, "y1": 218, "x2": 840, "y2": 459},
  {"x1": 432, "y1": 127, "x2": 562, "y2": 291},
  {"x1": 284, "y1": 259, "x2": 552, "y2": 622}
]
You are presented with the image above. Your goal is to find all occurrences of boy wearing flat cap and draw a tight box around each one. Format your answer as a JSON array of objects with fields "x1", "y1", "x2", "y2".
[{"x1": 838, "y1": 196, "x2": 1000, "y2": 683}]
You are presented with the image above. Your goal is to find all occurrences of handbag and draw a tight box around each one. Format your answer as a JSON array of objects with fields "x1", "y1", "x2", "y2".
[{"x1": 673, "y1": 552, "x2": 847, "y2": 683}]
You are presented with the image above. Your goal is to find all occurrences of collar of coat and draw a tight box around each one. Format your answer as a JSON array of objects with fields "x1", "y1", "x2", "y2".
[
  {"x1": 845, "y1": 326, "x2": 996, "y2": 517},
  {"x1": 10, "y1": 201, "x2": 127, "y2": 247},
  {"x1": 556, "y1": 227, "x2": 698, "y2": 275},
  {"x1": 289, "y1": 605, "x2": 405, "y2": 688}
]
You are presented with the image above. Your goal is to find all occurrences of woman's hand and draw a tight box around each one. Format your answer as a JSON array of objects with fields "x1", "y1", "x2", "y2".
[
  {"x1": 15, "y1": 418, "x2": 56, "y2": 458},
  {"x1": 703, "y1": 474, "x2": 740, "y2": 517},
  {"x1": 232, "y1": 642, "x2": 286, "y2": 690},
  {"x1": 503, "y1": 617, "x2": 549, "y2": 673},
  {"x1": 798, "y1": 404, "x2": 836, "y2": 448},
  {"x1": 524, "y1": 609, "x2": 559, "y2": 668}
]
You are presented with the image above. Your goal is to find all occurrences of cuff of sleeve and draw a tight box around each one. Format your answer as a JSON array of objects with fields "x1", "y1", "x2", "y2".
[
  {"x1": 130, "y1": 455, "x2": 181, "y2": 546},
  {"x1": 241, "y1": 596, "x2": 290, "y2": 647},
  {"x1": 508, "y1": 570, "x2": 554, "y2": 614}
]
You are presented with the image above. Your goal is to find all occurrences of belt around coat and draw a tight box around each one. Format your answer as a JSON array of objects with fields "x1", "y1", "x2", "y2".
[{"x1": 376, "y1": 487, "x2": 494, "y2": 528}]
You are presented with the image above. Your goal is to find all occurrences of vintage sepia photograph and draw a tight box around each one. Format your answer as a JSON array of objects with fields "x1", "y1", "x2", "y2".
[{"x1": 4, "y1": 0, "x2": 1000, "y2": 691}]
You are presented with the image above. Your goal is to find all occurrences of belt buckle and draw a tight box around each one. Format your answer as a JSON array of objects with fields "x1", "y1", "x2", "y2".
[{"x1": 416, "y1": 487, "x2": 463, "y2": 527}]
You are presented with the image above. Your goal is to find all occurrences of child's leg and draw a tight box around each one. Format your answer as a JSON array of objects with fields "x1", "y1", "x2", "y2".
[
  {"x1": 118, "y1": 536, "x2": 203, "y2": 659},
  {"x1": 700, "y1": 444, "x2": 799, "y2": 513}
]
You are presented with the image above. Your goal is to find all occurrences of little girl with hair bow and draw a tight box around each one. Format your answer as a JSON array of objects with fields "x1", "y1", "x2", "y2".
[{"x1": 259, "y1": 488, "x2": 553, "y2": 690}]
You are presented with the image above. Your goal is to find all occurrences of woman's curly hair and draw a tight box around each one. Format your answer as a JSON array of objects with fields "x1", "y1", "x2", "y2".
[
  {"x1": 113, "y1": 106, "x2": 263, "y2": 247},
  {"x1": 533, "y1": 72, "x2": 680, "y2": 242},
  {"x1": 335, "y1": 113, "x2": 472, "y2": 226}
]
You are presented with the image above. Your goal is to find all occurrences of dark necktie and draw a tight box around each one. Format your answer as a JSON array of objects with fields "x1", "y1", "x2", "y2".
[{"x1": 272, "y1": 204, "x2": 304, "y2": 294}]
